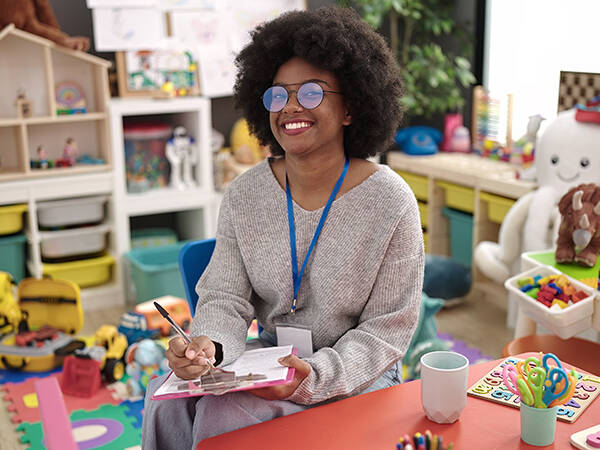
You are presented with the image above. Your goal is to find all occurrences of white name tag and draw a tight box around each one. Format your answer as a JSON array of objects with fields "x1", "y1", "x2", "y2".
[{"x1": 276, "y1": 325, "x2": 313, "y2": 358}]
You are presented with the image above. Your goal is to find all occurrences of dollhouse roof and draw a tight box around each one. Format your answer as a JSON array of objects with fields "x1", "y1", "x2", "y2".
[{"x1": 0, "y1": 24, "x2": 111, "y2": 68}]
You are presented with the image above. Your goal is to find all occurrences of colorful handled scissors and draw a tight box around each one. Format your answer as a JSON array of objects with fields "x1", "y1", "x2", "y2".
[
  {"x1": 502, "y1": 364, "x2": 534, "y2": 406},
  {"x1": 524, "y1": 367, "x2": 547, "y2": 408},
  {"x1": 548, "y1": 370, "x2": 577, "y2": 407},
  {"x1": 543, "y1": 367, "x2": 569, "y2": 407},
  {"x1": 542, "y1": 353, "x2": 563, "y2": 372}
]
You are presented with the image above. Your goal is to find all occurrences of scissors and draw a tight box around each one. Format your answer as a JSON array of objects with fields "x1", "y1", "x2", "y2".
[
  {"x1": 502, "y1": 364, "x2": 534, "y2": 406},
  {"x1": 542, "y1": 353, "x2": 564, "y2": 372},
  {"x1": 548, "y1": 369, "x2": 577, "y2": 407},
  {"x1": 523, "y1": 367, "x2": 547, "y2": 408},
  {"x1": 518, "y1": 356, "x2": 545, "y2": 378},
  {"x1": 543, "y1": 367, "x2": 569, "y2": 407}
]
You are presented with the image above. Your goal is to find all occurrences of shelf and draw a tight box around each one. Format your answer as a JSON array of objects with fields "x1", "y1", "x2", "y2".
[
  {"x1": 0, "y1": 171, "x2": 113, "y2": 204},
  {"x1": 110, "y1": 96, "x2": 210, "y2": 116},
  {"x1": 25, "y1": 112, "x2": 107, "y2": 125},
  {"x1": 0, "y1": 112, "x2": 107, "y2": 126},
  {"x1": 125, "y1": 188, "x2": 220, "y2": 216},
  {"x1": 0, "y1": 164, "x2": 111, "y2": 183}
]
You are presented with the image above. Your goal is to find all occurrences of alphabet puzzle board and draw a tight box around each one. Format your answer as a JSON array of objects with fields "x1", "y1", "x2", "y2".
[{"x1": 467, "y1": 357, "x2": 600, "y2": 423}]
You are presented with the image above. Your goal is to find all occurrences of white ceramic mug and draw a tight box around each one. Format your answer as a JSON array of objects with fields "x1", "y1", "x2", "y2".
[{"x1": 420, "y1": 350, "x2": 469, "y2": 423}]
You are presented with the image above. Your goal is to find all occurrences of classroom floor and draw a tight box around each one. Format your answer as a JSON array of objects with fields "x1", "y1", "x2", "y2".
[{"x1": 0, "y1": 290, "x2": 513, "y2": 450}]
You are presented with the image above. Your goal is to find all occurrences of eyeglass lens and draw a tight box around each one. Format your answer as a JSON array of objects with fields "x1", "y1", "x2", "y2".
[{"x1": 262, "y1": 82, "x2": 324, "y2": 112}]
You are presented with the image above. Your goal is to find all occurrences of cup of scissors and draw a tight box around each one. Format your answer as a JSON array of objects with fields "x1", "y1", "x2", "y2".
[{"x1": 502, "y1": 353, "x2": 576, "y2": 446}]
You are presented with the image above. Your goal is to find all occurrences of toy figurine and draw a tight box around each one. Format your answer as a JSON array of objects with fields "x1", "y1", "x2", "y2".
[
  {"x1": 62, "y1": 137, "x2": 78, "y2": 166},
  {"x1": 37, "y1": 145, "x2": 49, "y2": 169},
  {"x1": 555, "y1": 184, "x2": 600, "y2": 267},
  {"x1": 166, "y1": 126, "x2": 196, "y2": 190},
  {"x1": 15, "y1": 89, "x2": 32, "y2": 118}
]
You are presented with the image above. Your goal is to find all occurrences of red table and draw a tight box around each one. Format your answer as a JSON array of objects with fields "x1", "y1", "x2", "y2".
[{"x1": 198, "y1": 353, "x2": 600, "y2": 449}]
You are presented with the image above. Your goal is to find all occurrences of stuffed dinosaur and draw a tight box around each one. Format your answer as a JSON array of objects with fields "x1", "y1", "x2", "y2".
[
  {"x1": 474, "y1": 109, "x2": 600, "y2": 284},
  {"x1": 0, "y1": 0, "x2": 90, "y2": 51}
]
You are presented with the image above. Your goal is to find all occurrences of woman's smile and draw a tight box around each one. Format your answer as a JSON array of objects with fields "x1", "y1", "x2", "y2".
[{"x1": 281, "y1": 120, "x2": 315, "y2": 135}]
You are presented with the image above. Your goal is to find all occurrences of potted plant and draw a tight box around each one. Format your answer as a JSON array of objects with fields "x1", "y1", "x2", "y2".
[{"x1": 337, "y1": 0, "x2": 476, "y2": 149}]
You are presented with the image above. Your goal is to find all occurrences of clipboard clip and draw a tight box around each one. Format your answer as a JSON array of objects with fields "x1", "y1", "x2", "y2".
[{"x1": 177, "y1": 370, "x2": 268, "y2": 395}]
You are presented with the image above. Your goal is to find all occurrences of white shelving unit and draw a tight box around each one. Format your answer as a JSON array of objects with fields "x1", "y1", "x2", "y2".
[{"x1": 109, "y1": 97, "x2": 221, "y2": 301}]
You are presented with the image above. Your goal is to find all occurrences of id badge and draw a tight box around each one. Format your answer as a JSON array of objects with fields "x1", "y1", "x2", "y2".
[{"x1": 275, "y1": 324, "x2": 313, "y2": 358}]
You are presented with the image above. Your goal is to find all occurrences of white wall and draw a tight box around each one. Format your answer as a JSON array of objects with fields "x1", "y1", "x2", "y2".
[{"x1": 484, "y1": 0, "x2": 600, "y2": 138}]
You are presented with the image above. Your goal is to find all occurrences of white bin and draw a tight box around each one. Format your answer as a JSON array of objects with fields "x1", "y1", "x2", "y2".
[
  {"x1": 505, "y1": 266, "x2": 596, "y2": 339},
  {"x1": 39, "y1": 224, "x2": 110, "y2": 259},
  {"x1": 37, "y1": 196, "x2": 107, "y2": 228}
]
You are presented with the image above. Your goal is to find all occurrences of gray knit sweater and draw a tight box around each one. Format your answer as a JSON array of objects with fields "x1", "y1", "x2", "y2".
[{"x1": 191, "y1": 159, "x2": 424, "y2": 405}]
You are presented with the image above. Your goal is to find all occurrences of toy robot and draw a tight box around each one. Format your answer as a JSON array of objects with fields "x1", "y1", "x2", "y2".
[{"x1": 166, "y1": 126, "x2": 196, "y2": 190}]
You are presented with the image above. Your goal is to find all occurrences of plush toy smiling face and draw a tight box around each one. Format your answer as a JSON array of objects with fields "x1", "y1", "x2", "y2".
[{"x1": 536, "y1": 109, "x2": 600, "y2": 195}]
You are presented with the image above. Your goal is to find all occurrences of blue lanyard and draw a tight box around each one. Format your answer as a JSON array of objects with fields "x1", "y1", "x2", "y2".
[{"x1": 286, "y1": 156, "x2": 350, "y2": 314}]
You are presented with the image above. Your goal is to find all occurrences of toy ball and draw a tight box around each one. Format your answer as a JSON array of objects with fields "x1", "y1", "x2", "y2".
[{"x1": 230, "y1": 118, "x2": 263, "y2": 163}]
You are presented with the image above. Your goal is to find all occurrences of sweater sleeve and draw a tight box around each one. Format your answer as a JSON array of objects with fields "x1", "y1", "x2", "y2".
[
  {"x1": 189, "y1": 189, "x2": 255, "y2": 365},
  {"x1": 286, "y1": 195, "x2": 424, "y2": 405}
]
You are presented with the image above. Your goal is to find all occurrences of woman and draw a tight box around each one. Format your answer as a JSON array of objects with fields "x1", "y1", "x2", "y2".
[{"x1": 142, "y1": 6, "x2": 424, "y2": 448}]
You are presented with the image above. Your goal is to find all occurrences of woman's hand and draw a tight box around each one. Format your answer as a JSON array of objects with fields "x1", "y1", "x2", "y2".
[
  {"x1": 165, "y1": 335, "x2": 215, "y2": 380},
  {"x1": 248, "y1": 354, "x2": 311, "y2": 400}
]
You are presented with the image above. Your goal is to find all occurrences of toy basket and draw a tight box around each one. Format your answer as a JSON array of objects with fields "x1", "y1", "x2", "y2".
[
  {"x1": 37, "y1": 196, "x2": 107, "y2": 228},
  {"x1": 0, "y1": 233, "x2": 27, "y2": 282},
  {"x1": 505, "y1": 266, "x2": 596, "y2": 339},
  {"x1": 0, "y1": 204, "x2": 27, "y2": 235},
  {"x1": 39, "y1": 224, "x2": 110, "y2": 260}
]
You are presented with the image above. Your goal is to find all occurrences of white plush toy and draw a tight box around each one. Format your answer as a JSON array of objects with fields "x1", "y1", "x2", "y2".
[{"x1": 474, "y1": 109, "x2": 600, "y2": 284}]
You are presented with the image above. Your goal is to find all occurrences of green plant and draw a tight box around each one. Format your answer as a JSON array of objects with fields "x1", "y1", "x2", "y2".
[{"x1": 338, "y1": 0, "x2": 476, "y2": 119}]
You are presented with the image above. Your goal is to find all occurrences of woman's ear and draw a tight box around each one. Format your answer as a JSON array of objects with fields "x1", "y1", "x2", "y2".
[{"x1": 343, "y1": 107, "x2": 352, "y2": 126}]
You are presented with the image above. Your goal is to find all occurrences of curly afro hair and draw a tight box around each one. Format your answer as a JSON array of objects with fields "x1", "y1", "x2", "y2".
[{"x1": 233, "y1": 6, "x2": 403, "y2": 159}]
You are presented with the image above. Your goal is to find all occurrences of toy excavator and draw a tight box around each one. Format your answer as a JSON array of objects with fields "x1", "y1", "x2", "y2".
[{"x1": 0, "y1": 272, "x2": 29, "y2": 336}]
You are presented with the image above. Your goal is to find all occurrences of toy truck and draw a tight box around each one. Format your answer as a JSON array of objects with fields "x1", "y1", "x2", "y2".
[{"x1": 117, "y1": 311, "x2": 161, "y2": 344}]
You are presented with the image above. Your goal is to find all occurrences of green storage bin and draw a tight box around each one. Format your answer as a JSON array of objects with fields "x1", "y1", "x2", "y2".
[
  {"x1": 442, "y1": 207, "x2": 473, "y2": 267},
  {"x1": 131, "y1": 228, "x2": 178, "y2": 249},
  {"x1": 126, "y1": 242, "x2": 187, "y2": 303},
  {"x1": 0, "y1": 233, "x2": 27, "y2": 282}
]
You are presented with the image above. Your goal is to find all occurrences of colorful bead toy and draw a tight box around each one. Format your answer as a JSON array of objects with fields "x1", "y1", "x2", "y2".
[{"x1": 518, "y1": 274, "x2": 589, "y2": 310}]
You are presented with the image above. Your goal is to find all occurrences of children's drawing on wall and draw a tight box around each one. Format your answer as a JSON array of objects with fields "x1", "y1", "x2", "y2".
[
  {"x1": 91, "y1": 7, "x2": 164, "y2": 51},
  {"x1": 124, "y1": 49, "x2": 199, "y2": 97}
]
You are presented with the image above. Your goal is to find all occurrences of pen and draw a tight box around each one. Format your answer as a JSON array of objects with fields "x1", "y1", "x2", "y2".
[{"x1": 153, "y1": 301, "x2": 217, "y2": 376}]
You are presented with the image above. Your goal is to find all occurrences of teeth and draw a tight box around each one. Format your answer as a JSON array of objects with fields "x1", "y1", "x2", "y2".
[{"x1": 284, "y1": 122, "x2": 311, "y2": 130}]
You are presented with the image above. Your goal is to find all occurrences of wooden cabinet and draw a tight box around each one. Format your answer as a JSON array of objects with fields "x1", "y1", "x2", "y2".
[{"x1": 387, "y1": 151, "x2": 537, "y2": 307}]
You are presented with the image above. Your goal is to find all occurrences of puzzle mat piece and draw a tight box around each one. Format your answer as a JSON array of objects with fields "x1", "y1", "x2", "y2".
[
  {"x1": 17, "y1": 404, "x2": 141, "y2": 450},
  {"x1": 437, "y1": 332, "x2": 493, "y2": 364},
  {"x1": 122, "y1": 398, "x2": 144, "y2": 429},
  {"x1": 2, "y1": 373, "x2": 120, "y2": 424},
  {"x1": 0, "y1": 367, "x2": 61, "y2": 385}
]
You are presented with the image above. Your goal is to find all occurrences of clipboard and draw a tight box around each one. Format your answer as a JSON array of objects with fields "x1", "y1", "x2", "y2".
[{"x1": 152, "y1": 345, "x2": 296, "y2": 400}]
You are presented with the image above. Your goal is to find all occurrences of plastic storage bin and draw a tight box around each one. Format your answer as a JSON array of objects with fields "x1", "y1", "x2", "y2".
[
  {"x1": 442, "y1": 207, "x2": 473, "y2": 266},
  {"x1": 39, "y1": 224, "x2": 110, "y2": 260},
  {"x1": 480, "y1": 192, "x2": 515, "y2": 224},
  {"x1": 37, "y1": 196, "x2": 107, "y2": 228},
  {"x1": 0, "y1": 234, "x2": 27, "y2": 281},
  {"x1": 42, "y1": 254, "x2": 114, "y2": 288},
  {"x1": 126, "y1": 242, "x2": 187, "y2": 303},
  {"x1": 0, "y1": 204, "x2": 27, "y2": 235},
  {"x1": 130, "y1": 228, "x2": 178, "y2": 249},
  {"x1": 124, "y1": 123, "x2": 172, "y2": 193},
  {"x1": 395, "y1": 171, "x2": 429, "y2": 201},
  {"x1": 437, "y1": 181, "x2": 474, "y2": 213},
  {"x1": 505, "y1": 266, "x2": 596, "y2": 339}
]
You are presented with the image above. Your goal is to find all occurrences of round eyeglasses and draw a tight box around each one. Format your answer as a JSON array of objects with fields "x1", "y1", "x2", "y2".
[{"x1": 262, "y1": 82, "x2": 342, "y2": 112}]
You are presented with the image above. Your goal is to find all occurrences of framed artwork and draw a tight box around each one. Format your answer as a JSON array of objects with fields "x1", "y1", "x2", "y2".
[
  {"x1": 115, "y1": 49, "x2": 200, "y2": 98},
  {"x1": 557, "y1": 71, "x2": 600, "y2": 112}
]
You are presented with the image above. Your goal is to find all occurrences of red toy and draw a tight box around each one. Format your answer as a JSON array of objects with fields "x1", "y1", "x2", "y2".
[{"x1": 60, "y1": 355, "x2": 102, "y2": 398}]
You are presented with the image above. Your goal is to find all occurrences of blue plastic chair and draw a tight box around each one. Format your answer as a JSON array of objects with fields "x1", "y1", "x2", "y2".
[{"x1": 178, "y1": 238, "x2": 216, "y2": 312}]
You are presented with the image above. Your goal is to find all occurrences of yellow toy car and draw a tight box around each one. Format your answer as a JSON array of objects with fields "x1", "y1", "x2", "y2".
[{"x1": 74, "y1": 325, "x2": 128, "y2": 383}]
